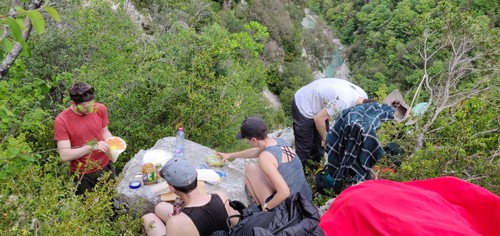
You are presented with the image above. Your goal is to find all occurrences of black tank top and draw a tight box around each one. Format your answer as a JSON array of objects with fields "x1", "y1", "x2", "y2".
[{"x1": 182, "y1": 194, "x2": 229, "y2": 236}]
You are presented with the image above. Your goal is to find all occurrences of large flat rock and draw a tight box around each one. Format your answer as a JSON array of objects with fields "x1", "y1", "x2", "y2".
[{"x1": 116, "y1": 137, "x2": 255, "y2": 214}]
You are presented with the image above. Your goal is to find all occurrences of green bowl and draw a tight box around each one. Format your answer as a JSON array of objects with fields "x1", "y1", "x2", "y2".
[{"x1": 207, "y1": 155, "x2": 224, "y2": 167}]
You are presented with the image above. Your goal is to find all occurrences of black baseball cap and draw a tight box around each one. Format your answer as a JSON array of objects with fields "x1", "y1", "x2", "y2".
[{"x1": 236, "y1": 116, "x2": 268, "y2": 139}]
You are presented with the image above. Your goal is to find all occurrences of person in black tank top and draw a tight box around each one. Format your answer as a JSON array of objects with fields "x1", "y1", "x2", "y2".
[
  {"x1": 182, "y1": 194, "x2": 228, "y2": 235},
  {"x1": 142, "y1": 158, "x2": 240, "y2": 236}
]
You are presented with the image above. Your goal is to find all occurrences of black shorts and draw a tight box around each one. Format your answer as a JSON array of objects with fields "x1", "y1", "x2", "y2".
[{"x1": 74, "y1": 163, "x2": 116, "y2": 195}]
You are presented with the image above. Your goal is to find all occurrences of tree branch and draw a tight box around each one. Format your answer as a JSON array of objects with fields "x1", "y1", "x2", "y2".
[
  {"x1": 0, "y1": 0, "x2": 44, "y2": 79},
  {"x1": 472, "y1": 128, "x2": 500, "y2": 138}
]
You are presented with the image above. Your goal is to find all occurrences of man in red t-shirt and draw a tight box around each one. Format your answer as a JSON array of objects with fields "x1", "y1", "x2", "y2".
[{"x1": 54, "y1": 82, "x2": 115, "y2": 195}]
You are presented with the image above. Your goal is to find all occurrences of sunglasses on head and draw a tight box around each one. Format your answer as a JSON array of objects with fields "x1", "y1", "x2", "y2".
[{"x1": 71, "y1": 87, "x2": 94, "y2": 98}]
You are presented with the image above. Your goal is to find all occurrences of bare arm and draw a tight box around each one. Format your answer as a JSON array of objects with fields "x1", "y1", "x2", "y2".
[
  {"x1": 217, "y1": 191, "x2": 241, "y2": 226},
  {"x1": 102, "y1": 126, "x2": 112, "y2": 140},
  {"x1": 57, "y1": 140, "x2": 93, "y2": 162},
  {"x1": 258, "y1": 153, "x2": 290, "y2": 210},
  {"x1": 57, "y1": 126, "x2": 112, "y2": 162},
  {"x1": 313, "y1": 108, "x2": 330, "y2": 141},
  {"x1": 216, "y1": 147, "x2": 263, "y2": 161}
]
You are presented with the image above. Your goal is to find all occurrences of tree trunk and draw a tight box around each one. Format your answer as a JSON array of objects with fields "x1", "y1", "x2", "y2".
[{"x1": 0, "y1": 0, "x2": 44, "y2": 79}]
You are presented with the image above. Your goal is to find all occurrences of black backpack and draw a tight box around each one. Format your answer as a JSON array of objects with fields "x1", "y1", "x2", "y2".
[
  {"x1": 212, "y1": 193, "x2": 323, "y2": 236},
  {"x1": 212, "y1": 202, "x2": 273, "y2": 236}
]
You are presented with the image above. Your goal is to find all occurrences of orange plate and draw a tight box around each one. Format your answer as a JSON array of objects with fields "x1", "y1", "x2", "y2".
[{"x1": 105, "y1": 137, "x2": 126, "y2": 150}]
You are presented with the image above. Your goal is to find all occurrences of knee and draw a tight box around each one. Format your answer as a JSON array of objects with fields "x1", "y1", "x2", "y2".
[
  {"x1": 154, "y1": 202, "x2": 170, "y2": 215},
  {"x1": 142, "y1": 213, "x2": 157, "y2": 223}
]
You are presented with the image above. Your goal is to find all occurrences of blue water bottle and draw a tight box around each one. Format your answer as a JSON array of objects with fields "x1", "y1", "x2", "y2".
[{"x1": 175, "y1": 127, "x2": 185, "y2": 157}]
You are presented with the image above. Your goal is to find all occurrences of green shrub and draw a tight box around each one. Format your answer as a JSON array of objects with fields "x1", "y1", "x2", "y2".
[
  {"x1": 0, "y1": 157, "x2": 142, "y2": 235},
  {"x1": 386, "y1": 95, "x2": 499, "y2": 194}
]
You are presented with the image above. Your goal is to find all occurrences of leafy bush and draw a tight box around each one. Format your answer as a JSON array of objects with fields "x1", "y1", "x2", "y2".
[
  {"x1": 0, "y1": 157, "x2": 142, "y2": 235},
  {"x1": 1, "y1": 0, "x2": 497, "y2": 234}
]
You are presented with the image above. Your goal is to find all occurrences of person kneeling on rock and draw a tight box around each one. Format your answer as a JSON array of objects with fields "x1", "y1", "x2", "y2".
[{"x1": 217, "y1": 116, "x2": 313, "y2": 211}]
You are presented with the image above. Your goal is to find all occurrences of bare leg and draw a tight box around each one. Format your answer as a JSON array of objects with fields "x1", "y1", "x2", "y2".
[
  {"x1": 142, "y1": 213, "x2": 166, "y2": 236},
  {"x1": 245, "y1": 163, "x2": 275, "y2": 205},
  {"x1": 142, "y1": 202, "x2": 174, "y2": 236},
  {"x1": 155, "y1": 202, "x2": 174, "y2": 222}
]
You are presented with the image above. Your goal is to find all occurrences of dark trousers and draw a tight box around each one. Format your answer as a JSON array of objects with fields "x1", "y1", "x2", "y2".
[
  {"x1": 291, "y1": 98, "x2": 325, "y2": 166},
  {"x1": 74, "y1": 163, "x2": 116, "y2": 195}
]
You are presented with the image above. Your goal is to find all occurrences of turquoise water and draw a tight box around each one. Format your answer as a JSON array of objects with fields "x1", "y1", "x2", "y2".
[
  {"x1": 323, "y1": 47, "x2": 343, "y2": 78},
  {"x1": 302, "y1": 10, "x2": 345, "y2": 78}
]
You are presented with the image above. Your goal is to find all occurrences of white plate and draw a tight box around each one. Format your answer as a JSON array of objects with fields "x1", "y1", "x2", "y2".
[
  {"x1": 142, "y1": 149, "x2": 173, "y2": 166},
  {"x1": 196, "y1": 169, "x2": 222, "y2": 182},
  {"x1": 105, "y1": 137, "x2": 126, "y2": 163}
]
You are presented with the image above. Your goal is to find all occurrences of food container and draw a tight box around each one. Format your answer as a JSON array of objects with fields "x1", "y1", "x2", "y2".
[
  {"x1": 207, "y1": 155, "x2": 224, "y2": 167},
  {"x1": 142, "y1": 162, "x2": 157, "y2": 185},
  {"x1": 129, "y1": 181, "x2": 141, "y2": 189}
]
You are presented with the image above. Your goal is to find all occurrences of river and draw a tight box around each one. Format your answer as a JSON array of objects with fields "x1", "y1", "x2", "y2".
[{"x1": 301, "y1": 9, "x2": 351, "y2": 80}]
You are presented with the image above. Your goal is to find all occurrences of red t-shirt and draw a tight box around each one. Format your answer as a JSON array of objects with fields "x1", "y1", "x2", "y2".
[{"x1": 54, "y1": 102, "x2": 110, "y2": 174}]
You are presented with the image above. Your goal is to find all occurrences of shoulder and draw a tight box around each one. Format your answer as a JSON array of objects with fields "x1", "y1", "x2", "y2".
[
  {"x1": 55, "y1": 108, "x2": 70, "y2": 118},
  {"x1": 54, "y1": 109, "x2": 71, "y2": 124},
  {"x1": 166, "y1": 213, "x2": 198, "y2": 235},
  {"x1": 95, "y1": 102, "x2": 107, "y2": 110},
  {"x1": 275, "y1": 138, "x2": 291, "y2": 146},
  {"x1": 258, "y1": 151, "x2": 278, "y2": 167},
  {"x1": 94, "y1": 103, "x2": 108, "y2": 115},
  {"x1": 215, "y1": 191, "x2": 229, "y2": 201}
]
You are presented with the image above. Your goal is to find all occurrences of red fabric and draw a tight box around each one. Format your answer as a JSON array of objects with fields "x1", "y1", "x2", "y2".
[
  {"x1": 320, "y1": 177, "x2": 500, "y2": 236},
  {"x1": 54, "y1": 103, "x2": 110, "y2": 174}
]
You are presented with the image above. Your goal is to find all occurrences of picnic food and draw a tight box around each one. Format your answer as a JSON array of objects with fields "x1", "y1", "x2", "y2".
[
  {"x1": 105, "y1": 137, "x2": 126, "y2": 150},
  {"x1": 207, "y1": 155, "x2": 224, "y2": 167},
  {"x1": 142, "y1": 149, "x2": 172, "y2": 167},
  {"x1": 142, "y1": 162, "x2": 157, "y2": 185},
  {"x1": 105, "y1": 137, "x2": 126, "y2": 163}
]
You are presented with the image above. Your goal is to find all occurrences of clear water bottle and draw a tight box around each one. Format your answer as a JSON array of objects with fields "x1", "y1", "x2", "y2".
[{"x1": 175, "y1": 127, "x2": 185, "y2": 157}]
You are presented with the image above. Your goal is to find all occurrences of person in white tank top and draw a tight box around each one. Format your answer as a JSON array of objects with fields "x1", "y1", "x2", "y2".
[{"x1": 291, "y1": 78, "x2": 370, "y2": 169}]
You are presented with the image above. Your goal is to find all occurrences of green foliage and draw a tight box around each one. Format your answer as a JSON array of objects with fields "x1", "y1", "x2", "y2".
[
  {"x1": 313, "y1": 0, "x2": 498, "y2": 95},
  {"x1": 266, "y1": 60, "x2": 313, "y2": 116},
  {"x1": 1, "y1": 0, "x2": 498, "y2": 234},
  {"x1": 0, "y1": 75, "x2": 56, "y2": 179},
  {"x1": 0, "y1": 3, "x2": 60, "y2": 60},
  {"x1": 0, "y1": 158, "x2": 142, "y2": 235},
  {"x1": 0, "y1": 135, "x2": 36, "y2": 180},
  {"x1": 247, "y1": 0, "x2": 303, "y2": 58},
  {"x1": 152, "y1": 23, "x2": 271, "y2": 147},
  {"x1": 131, "y1": 0, "x2": 220, "y2": 33},
  {"x1": 229, "y1": 21, "x2": 269, "y2": 59},
  {"x1": 383, "y1": 94, "x2": 500, "y2": 194}
]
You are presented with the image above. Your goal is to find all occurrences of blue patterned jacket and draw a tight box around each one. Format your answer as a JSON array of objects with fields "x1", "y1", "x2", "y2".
[{"x1": 325, "y1": 102, "x2": 394, "y2": 194}]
